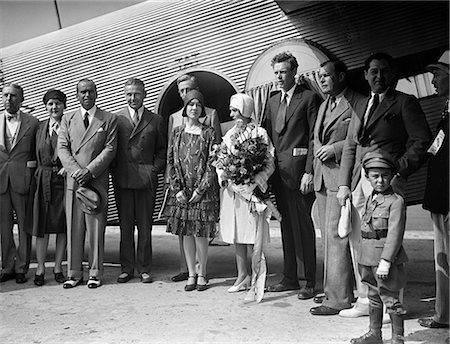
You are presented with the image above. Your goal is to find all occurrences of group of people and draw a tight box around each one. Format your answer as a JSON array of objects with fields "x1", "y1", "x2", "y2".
[{"x1": 0, "y1": 48, "x2": 448, "y2": 343}]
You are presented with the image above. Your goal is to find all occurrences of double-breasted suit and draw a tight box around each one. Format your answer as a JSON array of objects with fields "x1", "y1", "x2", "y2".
[
  {"x1": 339, "y1": 89, "x2": 431, "y2": 190},
  {"x1": 312, "y1": 88, "x2": 365, "y2": 309},
  {"x1": 58, "y1": 107, "x2": 117, "y2": 279},
  {"x1": 0, "y1": 111, "x2": 39, "y2": 274},
  {"x1": 264, "y1": 84, "x2": 321, "y2": 287},
  {"x1": 111, "y1": 107, "x2": 166, "y2": 276}
]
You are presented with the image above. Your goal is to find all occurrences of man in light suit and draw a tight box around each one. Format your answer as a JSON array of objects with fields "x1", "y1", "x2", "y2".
[
  {"x1": 337, "y1": 52, "x2": 431, "y2": 317},
  {"x1": 111, "y1": 78, "x2": 166, "y2": 284},
  {"x1": 168, "y1": 73, "x2": 222, "y2": 282},
  {"x1": 310, "y1": 60, "x2": 365, "y2": 315},
  {"x1": 0, "y1": 83, "x2": 39, "y2": 284},
  {"x1": 58, "y1": 78, "x2": 117, "y2": 289},
  {"x1": 264, "y1": 52, "x2": 321, "y2": 299}
]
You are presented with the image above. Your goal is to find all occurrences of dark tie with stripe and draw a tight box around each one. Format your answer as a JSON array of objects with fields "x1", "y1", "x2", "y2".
[
  {"x1": 83, "y1": 112, "x2": 89, "y2": 129},
  {"x1": 275, "y1": 93, "x2": 287, "y2": 134}
]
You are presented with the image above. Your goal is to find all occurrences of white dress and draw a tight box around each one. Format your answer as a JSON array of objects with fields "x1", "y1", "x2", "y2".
[{"x1": 216, "y1": 123, "x2": 275, "y2": 244}]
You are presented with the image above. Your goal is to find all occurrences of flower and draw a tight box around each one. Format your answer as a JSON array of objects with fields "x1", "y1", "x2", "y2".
[{"x1": 212, "y1": 123, "x2": 270, "y2": 186}]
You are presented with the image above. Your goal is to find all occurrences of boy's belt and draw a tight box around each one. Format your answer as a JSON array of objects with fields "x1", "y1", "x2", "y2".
[{"x1": 361, "y1": 230, "x2": 388, "y2": 240}]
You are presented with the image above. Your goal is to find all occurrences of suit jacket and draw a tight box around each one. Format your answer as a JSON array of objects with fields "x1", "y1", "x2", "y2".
[
  {"x1": 111, "y1": 107, "x2": 166, "y2": 190},
  {"x1": 264, "y1": 85, "x2": 321, "y2": 190},
  {"x1": 358, "y1": 191, "x2": 408, "y2": 266},
  {"x1": 0, "y1": 111, "x2": 39, "y2": 194},
  {"x1": 339, "y1": 89, "x2": 432, "y2": 190},
  {"x1": 167, "y1": 106, "x2": 222, "y2": 144},
  {"x1": 58, "y1": 107, "x2": 117, "y2": 196},
  {"x1": 313, "y1": 88, "x2": 365, "y2": 192}
]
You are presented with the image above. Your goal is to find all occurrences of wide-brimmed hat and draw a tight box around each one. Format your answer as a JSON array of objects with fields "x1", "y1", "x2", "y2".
[
  {"x1": 426, "y1": 50, "x2": 449, "y2": 74},
  {"x1": 76, "y1": 186, "x2": 102, "y2": 215}
]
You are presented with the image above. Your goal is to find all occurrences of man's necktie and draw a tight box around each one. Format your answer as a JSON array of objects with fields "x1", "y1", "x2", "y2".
[
  {"x1": 330, "y1": 96, "x2": 337, "y2": 111},
  {"x1": 7, "y1": 113, "x2": 16, "y2": 121},
  {"x1": 364, "y1": 94, "x2": 380, "y2": 125},
  {"x1": 133, "y1": 110, "x2": 139, "y2": 126},
  {"x1": 83, "y1": 112, "x2": 89, "y2": 129},
  {"x1": 275, "y1": 93, "x2": 287, "y2": 134},
  {"x1": 51, "y1": 122, "x2": 59, "y2": 139}
]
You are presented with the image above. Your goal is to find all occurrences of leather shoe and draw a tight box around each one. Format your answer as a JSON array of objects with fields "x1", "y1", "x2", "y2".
[
  {"x1": 140, "y1": 272, "x2": 152, "y2": 284},
  {"x1": 0, "y1": 273, "x2": 16, "y2": 283},
  {"x1": 350, "y1": 330, "x2": 382, "y2": 344},
  {"x1": 184, "y1": 275, "x2": 197, "y2": 291},
  {"x1": 313, "y1": 294, "x2": 325, "y2": 304},
  {"x1": 87, "y1": 276, "x2": 101, "y2": 288},
  {"x1": 196, "y1": 275, "x2": 208, "y2": 291},
  {"x1": 117, "y1": 272, "x2": 133, "y2": 283},
  {"x1": 339, "y1": 302, "x2": 369, "y2": 317},
  {"x1": 297, "y1": 286, "x2": 315, "y2": 300},
  {"x1": 266, "y1": 282, "x2": 299, "y2": 292},
  {"x1": 418, "y1": 317, "x2": 449, "y2": 328},
  {"x1": 15, "y1": 273, "x2": 27, "y2": 284},
  {"x1": 34, "y1": 274, "x2": 45, "y2": 286},
  {"x1": 227, "y1": 275, "x2": 250, "y2": 293},
  {"x1": 171, "y1": 272, "x2": 189, "y2": 282},
  {"x1": 310, "y1": 305, "x2": 340, "y2": 315},
  {"x1": 54, "y1": 272, "x2": 66, "y2": 283},
  {"x1": 63, "y1": 277, "x2": 84, "y2": 289}
]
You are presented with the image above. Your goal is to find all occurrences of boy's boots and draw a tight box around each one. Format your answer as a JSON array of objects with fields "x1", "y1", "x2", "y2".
[
  {"x1": 350, "y1": 306, "x2": 383, "y2": 344},
  {"x1": 390, "y1": 313, "x2": 405, "y2": 344}
]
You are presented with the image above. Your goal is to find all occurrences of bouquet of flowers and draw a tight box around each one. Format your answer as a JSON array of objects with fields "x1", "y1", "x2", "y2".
[{"x1": 213, "y1": 122, "x2": 281, "y2": 221}]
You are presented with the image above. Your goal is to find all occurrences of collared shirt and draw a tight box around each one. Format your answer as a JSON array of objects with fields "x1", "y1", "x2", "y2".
[
  {"x1": 281, "y1": 84, "x2": 296, "y2": 107},
  {"x1": 333, "y1": 87, "x2": 347, "y2": 107},
  {"x1": 363, "y1": 91, "x2": 386, "y2": 125},
  {"x1": 48, "y1": 118, "x2": 60, "y2": 136},
  {"x1": 128, "y1": 106, "x2": 143, "y2": 123},
  {"x1": 5, "y1": 110, "x2": 21, "y2": 139},
  {"x1": 80, "y1": 105, "x2": 97, "y2": 127}
]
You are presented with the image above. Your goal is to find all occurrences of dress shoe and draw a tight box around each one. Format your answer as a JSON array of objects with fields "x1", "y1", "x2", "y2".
[
  {"x1": 54, "y1": 271, "x2": 66, "y2": 283},
  {"x1": 391, "y1": 334, "x2": 405, "y2": 344},
  {"x1": 184, "y1": 276, "x2": 197, "y2": 291},
  {"x1": 196, "y1": 275, "x2": 208, "y2": 291},
  {"x1": 63, "y1": 277, "x2": 84, "y2": 289},
  {"x1": 34, "y1": 274, "x2": 45, "y2": 286},
  {"x1": 15, "y1": 273, "x2": 27, "y2": 284},
  {"x1": 339, "y1": 302, "x2": 369, "y2": 318},
  {"x1": 117, "y1": 272, "x2": 133, "y2": 283},
  {"x1": 418, "y1": 317, "x2": 449, "y2": 328},
  {"x1": 171, "y1": 271, "x2": 189, "y2": 282},
  {"x1": 350, "y1": 330, "x2": 382, "y2": 344},
  {"x1": 87, "y1": 276, "x2": 101, "y2": 288},
  {"x1": 297, "y1": 286, "x2": 315, "y2": 300},
  {"x1": 310, "y1": 305, "x2": 341, "y2": 315},
  {"x1": 266, "y1": 282, "x2": 299, "y2": 292},
  {"x1": 140, "y1": 272, "x2": 152, "y2": 284},
  {"x1": 313, "y1": 294, "x2": 325, "y2": 304},
  {"x1": 227, "y1": 275, "x2": 250, "y2": 293},
  {"x1": 0, "y1": 273, "x2": 16, "y2": 283}
]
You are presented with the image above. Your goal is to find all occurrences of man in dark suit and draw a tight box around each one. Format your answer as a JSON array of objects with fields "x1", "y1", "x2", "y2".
[
  {"x1": 264, "y1": 51, "x2": 321, "y2": 299},
  {"x1": 58, "y1": 78, "x2": 117, "y2": 289},
  {"x1": 310, "y1": 60, "x2": 365, "y2": 315},
  {"x1": 337, "y1": 52, "x2": 431, "y2": 317},
  {"x1": 112, "y1": 78, "x2": 166, "y2": 284},
  {"x1": 419, "y1": 50, "x2": 449, "y2": 329},
  {"x1": 0, "y1": 83, "x2": 39, "y2": 284}
]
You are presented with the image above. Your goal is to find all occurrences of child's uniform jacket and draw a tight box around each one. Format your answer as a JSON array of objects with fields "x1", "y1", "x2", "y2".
[{"x1": 358, "y1": 190, "x2": 409, "y2": 267}]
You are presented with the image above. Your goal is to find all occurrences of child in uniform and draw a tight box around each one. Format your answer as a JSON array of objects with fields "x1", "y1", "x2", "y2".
[{"x1": 351, "y1": 150, "x2": 408, "y2": 344}]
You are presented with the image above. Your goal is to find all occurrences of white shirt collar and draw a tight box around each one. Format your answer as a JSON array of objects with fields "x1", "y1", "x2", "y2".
[
  {"x1": 4, "y1": 110, "x2": 21, "y2": 122},
  {"x1": 80, "y1": 105, "x2": 97, "y2": 118},
  {"x1": 282, "y1": 84, "x2": 296, "y2": 105},
  {"x1": 128, "y1": 106, "x2": 143, "y2": 118},
  {"x1": 370, "y1": 91, "x2": 387, "y2": 103}
]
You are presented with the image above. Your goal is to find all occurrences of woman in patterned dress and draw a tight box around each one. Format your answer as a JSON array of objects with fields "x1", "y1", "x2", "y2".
[
  {"x1": 164, "y1": 90, "x2": 219, "y2": 291},
  {"x1": 30, "y1": 89, "x2": 67, "y2": 286}
]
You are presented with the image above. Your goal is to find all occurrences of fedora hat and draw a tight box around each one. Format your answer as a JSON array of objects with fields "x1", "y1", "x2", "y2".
[{"x1": 76, "y1": 186, "x2": 102, "y2": 215}]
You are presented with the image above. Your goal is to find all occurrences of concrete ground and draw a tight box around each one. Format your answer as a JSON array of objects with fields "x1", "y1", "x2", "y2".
[{"x1": 0, "y1": 205, "x2": 449, "y2": 344}]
